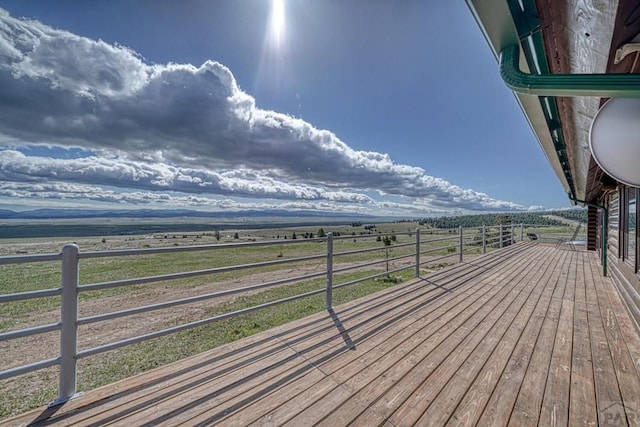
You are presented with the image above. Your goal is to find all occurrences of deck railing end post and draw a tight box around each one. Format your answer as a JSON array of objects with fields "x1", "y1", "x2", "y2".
[
  {"x1": 326, "y1": 233, "x2": 333, "y2": 310},
  {"x1": 415, "y1": 228, "x2": 420, "y2": 278},
  {"x1": 459, "y1": 226, "x2": 463, "y2": 262},
  {"x1": 55, "y1": 243, "x2": 80, "y2": 406}
]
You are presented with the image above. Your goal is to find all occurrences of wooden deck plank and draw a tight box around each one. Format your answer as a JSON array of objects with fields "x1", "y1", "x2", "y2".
[
  {"x1": 566, "y1": 251, "x2": 597, "y2": 426},
  {"x1": 9, "y1": 333, "x2": 293, "y2": 426},
  {"x1": 268, "y1": 244, "x2": 531, "y2": 364},
  {"x1": 416, "y1": 246, "x2": 568, "y2": 427},
  {"x1": 507, "y1": 262, "x2": 566, "y2": 427},
  {"x1": 186, "y1": 286, "x2": 447, "y2": 425},
  {"x1": 408, "y1": 259, "x2": 557, "y2": 425},
  {"x1": 116, "y1": 345, "x2": 313, "y2": 426},
  {"x1": 324, "y1": 282, "x2": 520, "y2": 426},
  {"x1": 583, "y1": 255, "x2": 626, "y2": 425},
  {"x1": 47, "y1": 296, "x2": 381, "y2": 426},
  {"x1": 97, "y1": 342, "x2": 310, "y2": 425},
  {"x1": 252, "y1": 246, "x2": 544, "y2": 424},
  {"x1": 121, "y1": 246, "x2": 533, "y2": 426},
  {"x1": 449, "y1": 247, "x2": 563, "y2": 425},
  {"x1": 445, "y1": 248, "x2": 569, "y2": 427},
  {"x1": 385, "y1": 246, "x2": 559, "y2": 427},
  {"x1": 240, "y1": 266, "x2": 503, "y2": 425},
  {"x1": 5, "y1": 244, "x2": 640, "y2": 427},
  {"x1": 331, "y1": 249, "x2": 536, "y2": 390},
  {"x1": 233, "y1": 246, "x2": 546, "y2": 426},
  {"x1": 106, "y1": 278, "x2": 447, "y2": 426},
  {"x1": 536, "y1": 250, "x2": 577, "y2": 427},
  {"x1": 246, "y1": 376, "x2": 347, "y2": 427},
  {"x1": 229, "y1": 254, "x2": 524, "y2": 422},
  {"x1": 588, "y1": 255, "x2": 640, "y2": 426},
  {"x1": 318, "y1": 246, "x2": 550, "y2": 426},
  {"x1": 116, "y1": 247, "x2": 528, "y2": 422}
]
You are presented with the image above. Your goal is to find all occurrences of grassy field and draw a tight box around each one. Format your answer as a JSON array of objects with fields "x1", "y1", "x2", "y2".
[{"x1": 0, "y1": 220, "x2": 577, "y2": 419}]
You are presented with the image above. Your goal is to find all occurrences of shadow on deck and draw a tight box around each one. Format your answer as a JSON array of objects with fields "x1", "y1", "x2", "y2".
[{"x1": 6, "y1": 243, "x2": 640, "y2": 426}]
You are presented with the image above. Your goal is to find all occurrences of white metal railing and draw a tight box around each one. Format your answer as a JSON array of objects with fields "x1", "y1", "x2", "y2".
[{"x1": 0, "y1": 223, "x2": 558, "y2": 407}]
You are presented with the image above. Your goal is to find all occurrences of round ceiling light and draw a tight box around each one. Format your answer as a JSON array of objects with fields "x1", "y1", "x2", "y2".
[{"x1": 590, "y1": 97, "x2": 640, "y2": 187}]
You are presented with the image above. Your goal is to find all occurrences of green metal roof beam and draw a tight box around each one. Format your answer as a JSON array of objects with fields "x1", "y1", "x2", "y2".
[{"x1": 500, "y1": 44, "x2": 640, "y2": 97}]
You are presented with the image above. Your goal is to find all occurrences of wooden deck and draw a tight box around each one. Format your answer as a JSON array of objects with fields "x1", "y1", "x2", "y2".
[{"x1": 6, "y1": 243, "x2": 640, "y2": 426}]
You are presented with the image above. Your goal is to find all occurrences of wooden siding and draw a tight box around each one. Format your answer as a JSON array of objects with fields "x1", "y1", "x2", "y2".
[
  {"x1": 610, "y1": 254, "x2": 640, "y2": 334},
  {"x1": 606, "y1": 186, "x2": 640, "y2": 336},
  {"x1": 5, "y1": 243, "x2": 640, "y2": 427},
  {"x1": 609, "y1": 189, "x2": 620, "y2": 259}
]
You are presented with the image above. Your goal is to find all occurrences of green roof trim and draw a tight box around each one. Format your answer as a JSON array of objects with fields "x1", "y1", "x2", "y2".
[{"x1": 504, "y1": 0, "x2": 576, "y2": 199}]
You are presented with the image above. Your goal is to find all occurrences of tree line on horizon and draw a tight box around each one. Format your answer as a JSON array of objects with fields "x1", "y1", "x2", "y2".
[{"x1": 414, "y1": 209, "x2": 587, "y2": 229}]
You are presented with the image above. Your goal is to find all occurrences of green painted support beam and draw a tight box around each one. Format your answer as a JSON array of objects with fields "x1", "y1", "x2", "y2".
[{"x1": 500, "y1": 44, "x2": 640, "y2": 97}]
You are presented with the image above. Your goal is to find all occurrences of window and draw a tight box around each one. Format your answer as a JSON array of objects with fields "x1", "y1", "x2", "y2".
[{"x1": 625, "y1": 187, "x2": 636, "y2": 268}]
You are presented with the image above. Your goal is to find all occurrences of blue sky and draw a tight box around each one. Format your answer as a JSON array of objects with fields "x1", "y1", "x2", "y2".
[{"x1": 0, "y1": 0, "x2": 568, "y2": 216}]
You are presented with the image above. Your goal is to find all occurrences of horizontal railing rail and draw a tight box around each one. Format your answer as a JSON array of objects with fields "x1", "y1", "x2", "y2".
[
  {"x1": 0, "y1": 323, "x2": 61, "y2": 341},
  {"x1": 0, "y1": 287, "x2": 61, "y2": 303},
  {"x1": 79, "y1": 252, "x2": 327, "y2": 292},
  {"x1": 75, "y1": 286, "x2": 328, "y2": 359},
  {"x1": 77, "y1": 269, "x2": 329, "y2": 326},
  {"x1": 0, "y1": 222, "x2": 578, "y2": 408},
  {"x1": 0, "y1": 253, "x2": 62, "y2": 264},
  {"x1": 78, "y1": 237, "x2": 324, "y2": 259}
]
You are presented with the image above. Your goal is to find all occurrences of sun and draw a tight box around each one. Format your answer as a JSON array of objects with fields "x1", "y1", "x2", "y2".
[
  {"x1": 270, "y1": 0, "x2": 285, "y2": 46},
  {"x1": 255, "y1": 0, "x2": 289, "y2": 93}
]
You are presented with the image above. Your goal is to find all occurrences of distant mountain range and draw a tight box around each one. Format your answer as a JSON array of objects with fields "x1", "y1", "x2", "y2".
[{"x1": 0, "y1": 208, "x2": 375, "y2": 220}]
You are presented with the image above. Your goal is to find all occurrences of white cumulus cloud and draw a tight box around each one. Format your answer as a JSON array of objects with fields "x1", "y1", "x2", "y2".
[{"x1": 0, "y1": 8, "x2": 526, "y2": 212}]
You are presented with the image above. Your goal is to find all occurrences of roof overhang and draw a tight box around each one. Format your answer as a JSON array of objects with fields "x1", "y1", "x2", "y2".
[{"x1": 466, "y1": 0, "x2": 621, "y2": 203}]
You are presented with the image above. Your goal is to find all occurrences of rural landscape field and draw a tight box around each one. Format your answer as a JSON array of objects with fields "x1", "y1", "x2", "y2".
[
  {"x1": 0, "y1": 211, "x2": 585, "y2": 419},
  {"x1": 0, "y1": 218, "x2": 425, "y2": 418}
]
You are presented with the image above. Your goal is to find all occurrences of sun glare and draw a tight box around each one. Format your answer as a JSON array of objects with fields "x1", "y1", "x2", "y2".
[
  {"x1": 255, "y1": 0, "x2": 289, "y2": 94},
  {"x1": 270, "y1": 0, "x2": 285, "y2": 46}
]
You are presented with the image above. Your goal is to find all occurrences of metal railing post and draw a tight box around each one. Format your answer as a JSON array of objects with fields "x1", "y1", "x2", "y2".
[
  {"x1": 415, "y1": 228, "x2": 420, "y2": 277},
  {"x1": 482, "y1": 225, "x2": 487, "y2": 254},
  {"x1": 459, "y1": 226, "x2": 463, "y2": 262},
  {"x1": 499, "y1": 224, "x2": 504, "y2": 248},
  {"x1": 53, "y1": 243, "x2": 80, "y2": 406},
  {"x1": 326, "y1": 233, "x2": 333, "y2": 310},
  {"x1": 510, "y1": 223, "x2": 515, "y2": 245},
  {"x1": 520, "y1": 223, "x2": 524, "y2": 242}
]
